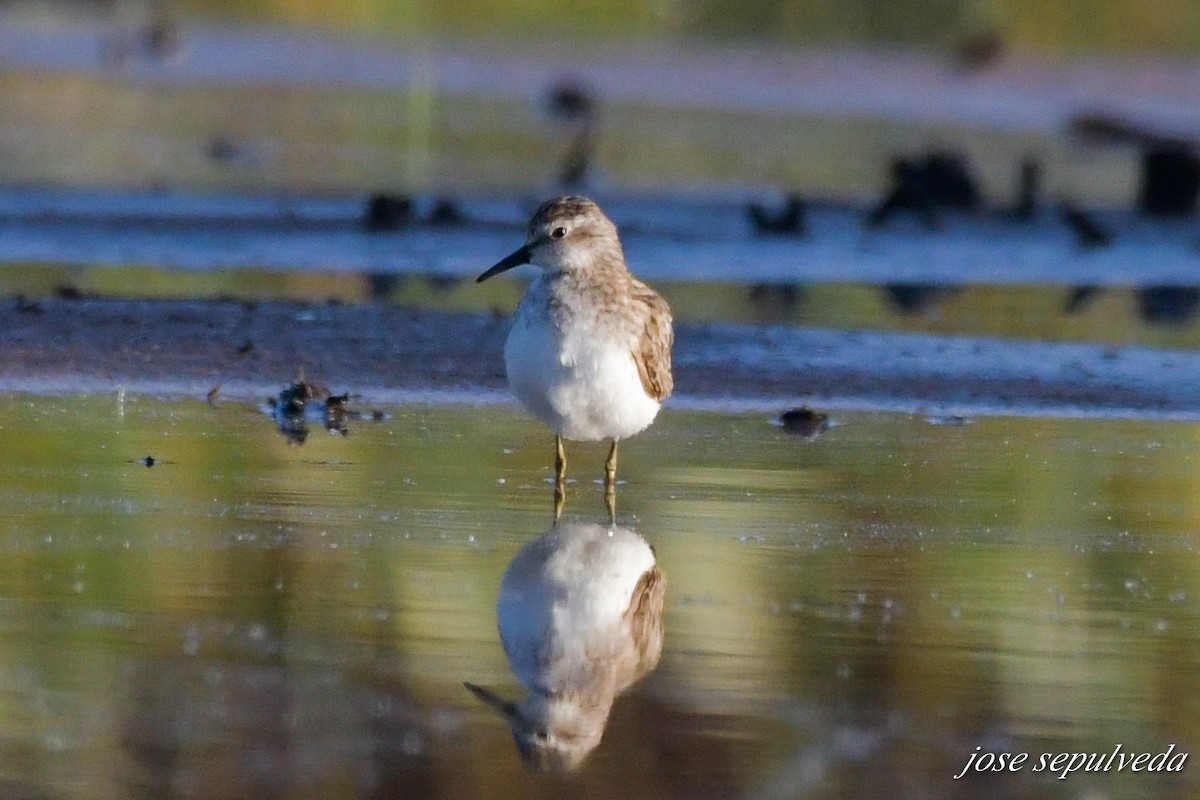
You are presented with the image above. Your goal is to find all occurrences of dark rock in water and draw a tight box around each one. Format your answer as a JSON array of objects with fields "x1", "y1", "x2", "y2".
[
  {"x1": 54, "y1": 284, "x2": 84, "y2": 300},
  {"x1": 913, "y1": 152, "x2": 980, "y2": 209},
  {"x1": 1060, "y1": 202, "x2": 1113, "y2": 249},
  {"x1": 868, "y1": 159, "x2": 936, "y2": 230},
  {"x1": 747, "y1": 194, "x2": 807, "y2": 236},
  {"x1": 780, "y1": 406, "x2": 829, "y2": 438},
  {"x1": 1064, "y1": 285, "x2": 1102, "y2": 313},
  {"x1": 1137, "y1": 286, "x2": 1200, "y2": 325},
  {"x1": 265, "y1": 379, "x2": 386, "y2": 444},
  {"x1": 867, "y1": 151, "x2": 980, "y2": 229},
  {"x1": 362, "y1": 194, "x2": 414, "y2": 232},
  {"x1": 1138, "y1": 148, "x2": 1200, "y2": 217},
  {"x1": 883, "y1": 283, "x2": 958, "y2": 315},
  {"x1": 427, "y1": 198, "x2": 467, "y2": 226},
  {"x1": 267, "y1": 379, "x2": 350, "y2": 444}
]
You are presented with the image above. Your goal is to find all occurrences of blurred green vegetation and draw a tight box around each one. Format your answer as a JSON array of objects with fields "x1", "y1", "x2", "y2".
[
  {"x1": 168, "y1": 0, "x2": 1200, "y2": 55},
  {"x1": 0, "y1": 68, "x2": 1141, "y2": 202}
]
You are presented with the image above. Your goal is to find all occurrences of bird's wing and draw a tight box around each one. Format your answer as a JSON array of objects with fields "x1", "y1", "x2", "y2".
[
  {"x1": 620, "y1": 564, "x2": 666, "y2": 689},
  {"x1": 630, "y1": 282, "x2": 674, "y2": 403}
]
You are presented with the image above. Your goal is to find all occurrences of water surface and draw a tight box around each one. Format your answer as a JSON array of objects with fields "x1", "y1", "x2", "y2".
[{"x1": 0, "y1": 394, "x2": 1196, "y2": 799}]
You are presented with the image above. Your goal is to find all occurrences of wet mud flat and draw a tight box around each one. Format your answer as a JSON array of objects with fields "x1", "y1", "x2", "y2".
[{"x1": 3, "y1": 295, "x2": 1200, "y2": 418}]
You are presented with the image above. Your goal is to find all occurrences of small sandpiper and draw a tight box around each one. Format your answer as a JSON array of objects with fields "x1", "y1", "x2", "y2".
[
  {"x1": 465, "y1": 521, "x2": 666, "y2": 772},
  {"x1": 477, "y1": 196, "x2": 674, "y2": 516}
]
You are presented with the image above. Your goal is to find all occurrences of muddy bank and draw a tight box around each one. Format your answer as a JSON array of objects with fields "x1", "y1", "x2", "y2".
[{"x1": 2, "y1": 296, "x2": 1199, "y2": 418}]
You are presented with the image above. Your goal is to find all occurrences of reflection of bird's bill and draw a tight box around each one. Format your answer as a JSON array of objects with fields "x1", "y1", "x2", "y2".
[
  {"x1": 476, "y1": 244, "x2": 532, "y2": 283},
  {"x1": 464, "y1": 681, "x2": 519, "y2": 720}
]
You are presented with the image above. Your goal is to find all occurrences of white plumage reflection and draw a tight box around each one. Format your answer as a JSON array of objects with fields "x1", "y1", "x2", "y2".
[{"x1": 465, "y1": 521, "x2": 666, "y2": 773}]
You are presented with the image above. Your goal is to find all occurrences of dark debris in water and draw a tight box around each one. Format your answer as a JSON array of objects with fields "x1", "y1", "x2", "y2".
[
  {"x1": 866, "y1": 150, "x2": 980, "y2": 230},
  {"x1": 883, "y1": 282, "x2": 960, "y2": 315},
  {"x1": 265, "y1": 378, "x2": 387, "y2": 444},
  {"x1": 129, "y1": 455, "x2": 174, "y2": 467},
  {"x1": 54, "y1": 284, "x2": 87, "y2": 301},
  {"x1": 362, "y1": 193, "x2": 414, "y2": 232},
  {"x1": 427, "y1": 198, "x2": 467, "y2": 226},
  {"x1": 747, "y1": 193, "x2": 807, "y2": 237},
  {"x1": 779, "y1": 406, "x2": 829, "y2": 438},
  {"x1": 361, "y1": 194, "x2": 472, "y2": 232}
]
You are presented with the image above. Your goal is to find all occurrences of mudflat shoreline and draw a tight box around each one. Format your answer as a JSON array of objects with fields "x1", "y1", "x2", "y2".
[{"x1": 3, "y1": 296, "x2": 1199, "y2": 419}]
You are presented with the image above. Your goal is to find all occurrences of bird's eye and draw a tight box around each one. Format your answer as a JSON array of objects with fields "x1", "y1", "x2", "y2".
[
  {"x1": 550, "y1": 226, "x2": 567, "y2": 240},
  {"x1": 535, "y1": 730, "x2": 550, "y2": 740}
]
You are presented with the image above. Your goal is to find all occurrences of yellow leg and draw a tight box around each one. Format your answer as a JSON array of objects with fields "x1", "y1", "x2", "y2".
[
  {"x1": 555, "y1": 434, "x2": 567, "y2": 484},
  {"x1": 553, "y1": 434, "x2": 566, "y2": 521},
  {"x1": 605, "y1": 439, "x2": 618, "y2": 488},
  {"x1": 604, "y1": 439, "x2": 618, "y2": 519}
]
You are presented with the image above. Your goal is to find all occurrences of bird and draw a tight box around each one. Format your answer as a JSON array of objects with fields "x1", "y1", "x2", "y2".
[
  {"x1": 476, "y1": 196, "x2": 674, "y2": 517},
  {"x1": 464, "y1": 521, "x2": 666, "y2": 772},
  {"x1": 544, "y1": 80, "x2": 599, "y2": 188}
]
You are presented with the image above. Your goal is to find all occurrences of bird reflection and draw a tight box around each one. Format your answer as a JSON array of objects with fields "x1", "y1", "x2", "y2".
[{"x1": 465, "y1": 521, "x2": 666, "y2": 773}]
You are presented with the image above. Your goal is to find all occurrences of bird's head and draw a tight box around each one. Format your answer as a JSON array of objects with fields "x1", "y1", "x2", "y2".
[
  {"x1": 464, "y1": 682, "x2": 609, "y2": 773},
  {"x1": 476, "y1": 196, "x2": 622, "y2": 282}
]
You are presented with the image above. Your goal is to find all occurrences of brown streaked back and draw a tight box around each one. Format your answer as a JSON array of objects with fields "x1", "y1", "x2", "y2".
[
  {"x1": 622, "y1": 564, "x2": 666, "y2": 689},
  {"x1": 631, "y1": 280, "x2": 674, "y2": 403}
]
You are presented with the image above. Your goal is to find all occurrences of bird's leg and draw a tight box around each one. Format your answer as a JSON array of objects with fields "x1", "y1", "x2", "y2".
[
  {"x1": 604, "y1": 439, "x2": 618, "y2": 519},
  {"x1": 605, "y1": 439, "x2": 618, "y2": 487},
  {"x1": 553, "y1": 434, "x2": 567, "y2": 520},
  {"x1": 555, "y1": 434, "x2": 567, "y2": 484}
]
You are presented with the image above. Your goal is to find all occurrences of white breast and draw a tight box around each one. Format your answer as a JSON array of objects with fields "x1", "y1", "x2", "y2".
[
  {"x1": 504, "y1": 279, "x2": 661, "y2": 442},
  {"x1": 497, "y1": 523, "x2": 657, "y2": 695}
]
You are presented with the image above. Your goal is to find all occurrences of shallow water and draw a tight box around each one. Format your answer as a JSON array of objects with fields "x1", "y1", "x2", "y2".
[{"x1": 0, "y1": 394, "x2": 1197, "y2": 799}]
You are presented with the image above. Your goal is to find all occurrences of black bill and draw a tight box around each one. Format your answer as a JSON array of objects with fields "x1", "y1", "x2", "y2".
[{"x1": 476, "y1": 244, "x2": 532, "y2": 283}]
